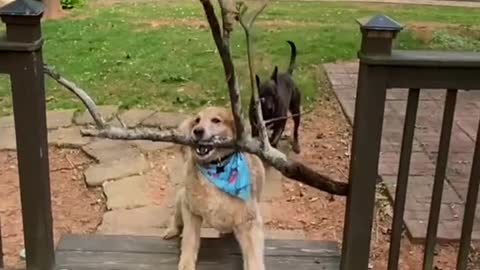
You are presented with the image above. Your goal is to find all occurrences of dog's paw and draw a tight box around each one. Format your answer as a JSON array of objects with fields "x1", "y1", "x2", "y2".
[
  {"x1": 179, "y1": 259, "x2": 196, "y2": 270},
  {"x1": 292, "y1": 143, "x2": 301, "y2": 154},
  {"x1": 161, "y1": 227, "x2": 181, "y2": 240}
]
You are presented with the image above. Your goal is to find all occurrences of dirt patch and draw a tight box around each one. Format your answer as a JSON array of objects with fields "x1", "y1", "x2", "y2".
[
  {"x1": 143, "y1": 148, "x2": 178, "y2": 207},
  {"x1": 0, "y1": 148, "x2": 105, "y2": 268},
  {"x1": 139, "y1": 18, "x2": 209, "y2": 30},
  {"x1": 135, "y1": 18, "x2": 324, "y2": 31},
  {"x1": 258, "y1": 19, "x2": 324, "y2": 29},
  {"x1": 453, "y1": 24, "x2": 480, "y2": 40},
  {"x1": 89, "y1": 0, "x2": 181, "y2": 7},
  {"x1": 406, "y1": 21, "x2": 456, "y2": 43},
  {"x1": 172, "y1": 82, "x2": 204, "y2": 97}
]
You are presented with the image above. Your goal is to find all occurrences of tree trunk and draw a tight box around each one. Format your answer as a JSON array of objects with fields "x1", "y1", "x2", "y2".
[{"x1": 42, "y1": 0, "x2": 66, "y2": 20}]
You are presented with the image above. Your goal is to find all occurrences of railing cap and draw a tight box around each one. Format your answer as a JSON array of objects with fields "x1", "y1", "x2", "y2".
[
  {"x1": 357, "y1": 14, "x2": 403, "y2": 32},
  {"x1": 0, "y1": 0, "x2": 43, "y2": 17}
]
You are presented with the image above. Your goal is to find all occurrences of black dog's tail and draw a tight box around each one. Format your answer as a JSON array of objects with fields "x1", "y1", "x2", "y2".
[{"x1": 286, "y1": 40, "x2": 297, "y2": 75}]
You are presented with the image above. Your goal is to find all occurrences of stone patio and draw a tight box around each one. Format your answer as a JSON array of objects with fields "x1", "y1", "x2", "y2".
[
  {"x1": 325, "y1": 61, "x2": 480, "y2": 242},
  {"x1": 0, "y1": 107, "x2": 298, "y2": 240}
]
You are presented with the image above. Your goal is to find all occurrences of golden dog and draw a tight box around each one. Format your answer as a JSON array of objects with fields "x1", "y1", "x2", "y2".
[{"x1": 162, "y1": 106, "x2": 266, "y2": 270}]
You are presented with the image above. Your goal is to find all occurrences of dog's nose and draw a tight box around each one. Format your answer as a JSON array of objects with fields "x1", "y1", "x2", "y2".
[{"x1": 193, "y1": 127, "x2": 205, "y2": 139}]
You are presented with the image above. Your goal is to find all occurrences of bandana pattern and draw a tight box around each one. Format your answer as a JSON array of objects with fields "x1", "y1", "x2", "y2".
[{"x1": 197, "y1": 152, "x2": 251, "y2": 201}]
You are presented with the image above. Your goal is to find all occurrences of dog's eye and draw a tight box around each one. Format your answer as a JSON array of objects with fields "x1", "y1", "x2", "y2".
[
  {"x1": 211, "y1": 117, "x2": 221, "y2": 124},
  {"x1": 195, "y1": 117, "x2": 200, "y2": 124}
]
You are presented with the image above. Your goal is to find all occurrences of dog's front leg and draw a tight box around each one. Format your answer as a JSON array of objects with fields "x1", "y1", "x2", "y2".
[
  {"x1": 178, "y1": 204, "x2": 202, "y2": 270},
  {"x1": 269, "y1": 120, "x2": 287, "y2": 148},
  {"x1": 234, "y1": 221, "x2": 265, "y2": 270}
]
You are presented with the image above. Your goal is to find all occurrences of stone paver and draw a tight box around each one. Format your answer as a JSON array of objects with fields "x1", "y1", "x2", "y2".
[
  {"x1": 97, "y1": 206, "x2": 169, "y2": 235},
  {"x1": 84, "y1": 155, "x2": 149, "y2": 186},
  {"x1": 325, "y1": 61, "x2": 480, "y2": 242},
  {"x1": 82, "y1": 139, "x2": 142, "y2": 162},
  {"x1": 0, "y1": 115, "x2": 14, "y2": 128},
  {"x1": 379, "y1": 152, "x2": 436, "y2": 176},
  {"x1": 142, "y1": 111, "x2": 188, "y2": 129},
  {"x1": 132, "y1": 140, "x2": 175, "y2": 153},
  {"x1": 0, "y1": 127, "x2": 16, "y2": 150},
  {"x1": 103, "y1": 175, "x2": 151, "y2": 210},
  {"x1": 74, "y1": 105, "x2": 119, "y2": 125},
  {"x1": 46, "y1": 110, "x2": 75, "y2": 129},
  {"x1": 119, "y1": 109, "x2": 155, "y2": 128},
  {"x1": 48, "y1": 127, "x2": 91, "y2": 147}
]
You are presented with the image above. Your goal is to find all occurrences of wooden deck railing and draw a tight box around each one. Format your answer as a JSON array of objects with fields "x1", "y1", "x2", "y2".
[{"x1": 341, "y1": 14, "x2": 480, "y2": 270}]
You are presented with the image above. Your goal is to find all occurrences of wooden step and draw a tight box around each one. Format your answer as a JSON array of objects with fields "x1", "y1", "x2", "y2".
[{"x1": 55, "y1": 234, "x2": 340, "y2": 270}]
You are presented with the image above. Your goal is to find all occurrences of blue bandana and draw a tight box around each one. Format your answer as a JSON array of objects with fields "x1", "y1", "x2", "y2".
[{"x1": 197, "y1": 152, "x2": 251, "y2": 201}]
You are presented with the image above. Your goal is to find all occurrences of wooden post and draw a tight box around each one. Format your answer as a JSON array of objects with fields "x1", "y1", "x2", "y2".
[
  {"x1": 340, "y1": 14, "x2": 402, "y2": 270},
  {"x1": 0, "y1": 0, "x2": 55, "y2": 269}
]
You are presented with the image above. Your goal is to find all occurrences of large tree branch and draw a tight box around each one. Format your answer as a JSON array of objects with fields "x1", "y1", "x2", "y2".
[
  {"x1": 200, "y1": 0, "x2": 246, "y2": 141},
  {"x1": 243, "y1": 139, "x2": 348, "y2": 195},
  {"x1": 80, "y1": 126, "x2": 348, "y2": 195},
  {"x1": 218, "y1": 0, "x2": 236, "y2": 39},
  {"x1": 43, "y1": 64, "x2": 107, "y2": 128},
  {"x1": 47, "y1": 1, "x2": 348, "y2": 196}
]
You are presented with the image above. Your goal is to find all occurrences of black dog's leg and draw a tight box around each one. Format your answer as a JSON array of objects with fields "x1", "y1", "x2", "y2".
[
  {"x1": 269, "y1": 119, "x2": 287, "y2": 148},
  {"x1": 290, "y1": 88, "x2": 301, "y2": 154}
]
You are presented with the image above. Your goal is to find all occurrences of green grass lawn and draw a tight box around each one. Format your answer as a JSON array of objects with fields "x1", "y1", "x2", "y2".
[{"x1": 0, "y1": 1, "x2": 479, "y2": 116}]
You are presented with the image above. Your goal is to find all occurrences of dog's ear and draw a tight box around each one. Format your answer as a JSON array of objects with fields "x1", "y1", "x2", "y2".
[
  {"x1": 220, "y1": 109, "x2": 236, "y2": 140},
  {"x1": 255, "y1": 74, "x2": 260, "y2": 88},
  {"x1": 271, "y1": 66, "x2": 278, "y2": 83},
  {"x1": 177, "y1": 116, "x2": 194, "y2": 136},
  {"x1": 175, "y1": 116, "x2": 194, "y2": 160}
]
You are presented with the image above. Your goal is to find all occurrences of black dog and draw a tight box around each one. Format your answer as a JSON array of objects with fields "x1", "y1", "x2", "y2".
[{"x1": 249, "y1": 40, "x2": 301, "y2": 154}]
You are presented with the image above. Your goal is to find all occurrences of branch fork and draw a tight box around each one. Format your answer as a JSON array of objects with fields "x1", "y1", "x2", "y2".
[{"x1": 236, "y1": 1, "x2": 270, "y2": 150}]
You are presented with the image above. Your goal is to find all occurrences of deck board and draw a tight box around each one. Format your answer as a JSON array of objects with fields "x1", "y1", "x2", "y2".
[{"x1": 55, "y1": 234, "x2": 340, "y2": 270}]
